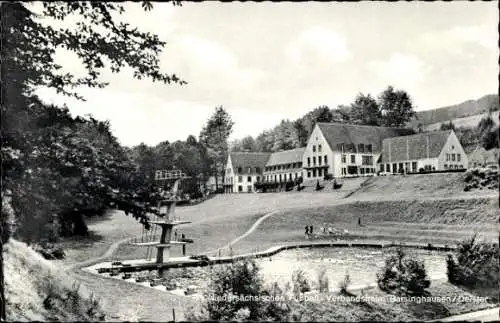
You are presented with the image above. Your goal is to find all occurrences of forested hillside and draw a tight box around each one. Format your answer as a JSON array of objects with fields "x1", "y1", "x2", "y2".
[
  {"x1": 231, "y1": 92, "x2": 499, "y2": 155},
  {"x1": 410, "y1": 94, "x2": 498, "y2": 128},
  {"x1": 231, "y1": 87, "x2": 417, "y2": 153}
]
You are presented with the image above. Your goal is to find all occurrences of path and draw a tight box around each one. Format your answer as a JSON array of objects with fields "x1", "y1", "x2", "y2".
[
  {"x1": 203, "y1": 210, "x2": 279, "y2": 255},
  {"x1": 64, "y1": 236, "x2": 132, "y2": 272}
]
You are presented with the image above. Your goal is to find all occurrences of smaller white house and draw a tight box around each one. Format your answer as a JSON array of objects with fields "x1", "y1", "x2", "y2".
[
  {"x1": 224, "y1": 152, "x2": 271, "y2": 193},
  {"x1": 377, "y1": 130, "x2": 468, "y2": 173}
]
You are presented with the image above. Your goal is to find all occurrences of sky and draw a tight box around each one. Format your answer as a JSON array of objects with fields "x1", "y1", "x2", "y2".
[{"x1": 33, "y1": 1, "x2": 498, "y2": 147}]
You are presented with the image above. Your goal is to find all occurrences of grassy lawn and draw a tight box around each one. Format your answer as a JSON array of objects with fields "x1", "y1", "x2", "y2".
[
  {"x1": 55, "y1": 173, "x2": 497, "y2": 322},
  {"x1": 230, "y1": 196, "x2": 498, "y2": 254},
  {"x1": 349, "y1": 173, "x2": 497, "y2": 200}
]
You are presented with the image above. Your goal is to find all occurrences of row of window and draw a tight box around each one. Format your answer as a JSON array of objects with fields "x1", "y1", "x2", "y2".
[
  {"x1": 265, "y1": 162, "x2": 303, "y2": 172},
  {"x1": 264, "y1": 173, "x2": 300, "y2": 182},
  {"x1": 446, "y1": 153, "x2": 461, "y2": 162},
  {"x1": 341, "y1": 167, "x2": 376, "y2": 175},
  {"x1": 380, "y1": 162, "x2": 419, "y2": 173},
  {"x1": 312, "y1": 144, "x2": 322, "y2": 153},
  {"x1": 341, "y1": 154, "x2": 374, "y2": 165},
  {"x1": 307, "y1": 168, "x2": 325, "y2": 178},
  {"x1": 336, "y1": 143, "x2": 373, "y2": 153},
  {"x1": 236, "y1": 175, "x2": 260, "y2": 183},
  {"x1": 307, "y1": 155, "x2": 328, "y2": 167}
]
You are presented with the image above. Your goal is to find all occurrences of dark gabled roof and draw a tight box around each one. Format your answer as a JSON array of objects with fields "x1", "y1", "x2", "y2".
[
  {"x1": 229, "y1": 152, "x2": 271, "y2": 174},
  {"x1": 266, "y1": 148, "x2": 306, "y2": 166},
  {"x1": 379, "y1": 130, "x2": 452, "y2": 163},
  {"x1": 317, "y1": 122, "x2": 415, "y2": 153}
]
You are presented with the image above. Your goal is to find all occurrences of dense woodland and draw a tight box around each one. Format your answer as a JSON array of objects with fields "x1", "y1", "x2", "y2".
[{"x1": 231, "y1": 90, "x2": 499, "y2": 154}]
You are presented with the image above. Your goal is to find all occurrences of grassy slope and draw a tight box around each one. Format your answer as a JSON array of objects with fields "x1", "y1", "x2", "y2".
[
  {"x1": 4, "y1": 239, "x2": 106, "y2": 322},
  {"x1": 349, "y1": 172, "x2": 496, "y2": 200},
  {"x1": 61, "y1": 192, "x2": 353, "y2": 264},
  {"x1": 230, "y1": 173, "x2": 498, "y2": 254}
]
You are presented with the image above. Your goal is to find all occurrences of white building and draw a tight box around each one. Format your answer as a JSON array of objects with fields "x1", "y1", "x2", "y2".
[
  {"x1": 224, "y1": 152, "x2": 271, "y2": 193},
  {"x1": 377, "y1": 130, "x2": 468, "y2": 172},
  {"x1": 264, "y1": 148, "x2": 305, "y2": 182},
  {"x1": 302, "y1": 122, "x2": 414, "y2": 179}
]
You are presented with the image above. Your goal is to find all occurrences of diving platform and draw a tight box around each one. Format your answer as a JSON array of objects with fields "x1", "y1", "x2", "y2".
[
  {"x1": 149, "y1": 220, "x2": 191, "y2": 226},
  {"x1": 129, "y1": 240, "x2": 194, "y2": 247}
]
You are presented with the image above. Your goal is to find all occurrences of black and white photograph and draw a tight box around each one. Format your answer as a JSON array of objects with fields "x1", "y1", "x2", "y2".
[{"x1": 1, "y1": 1, "x2": 499, "y2": 322}]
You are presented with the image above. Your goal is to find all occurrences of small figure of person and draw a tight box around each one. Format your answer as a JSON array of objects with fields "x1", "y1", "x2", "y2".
[
  {"x1": 309, "y1": 225, "x2": 313, "y2": 236},
  {"x1": 174, "y1": 230, "x2": 178, "y2": 241},
  {"x1": 358, "y1": 217, "x2": 361, "y2": 226},
  {"x1": 305, "y1": 225, "x2": 309, "y2": 239}
]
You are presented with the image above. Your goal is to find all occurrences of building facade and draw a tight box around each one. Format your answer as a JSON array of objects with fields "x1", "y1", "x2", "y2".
[
  {"x1": 224, "y1": 152, "x2": 271, "y2": 193},
  {"x1": 378, "y1": 130, "x2": 468, "y2": 173},
  {"x1": 263, "y1": 148, "x2": 305, "y2": 182},
  {"x1": 302, "y1": 122, "x2": 414, "y2": 179}
]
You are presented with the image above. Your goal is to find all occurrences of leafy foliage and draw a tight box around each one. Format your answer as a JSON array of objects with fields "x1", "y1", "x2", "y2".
[
  {"x1": 446, "y1": 234, "x2": 499, "y2": 292},
  {"x1": 232, "y1": 86, "x2": 416, "y2": 153},
  {"x1": 440, "y1": 121, "x2": 456, "y2": 131},
  {"x1": 376, "y1": 247, "x2": 430, "y2": 296},
  {"x1": 199, "y1": 106, "x2": 234, "y2": 189},
  {"x1": 1, "y1": 1, "x2": 186, "y2": 243},
  {"x1": 350, "y1": 93, "x2": 381, "y2": 126},
  {"x1": 193, "y1": 259, "x2": 291, "y2": 321},
  {"x1": 378, "y1": 86, "x2": 416, "y2": 127},
  {"x1": 292, "y1": 269, "x2": 311, "y2": 297}
]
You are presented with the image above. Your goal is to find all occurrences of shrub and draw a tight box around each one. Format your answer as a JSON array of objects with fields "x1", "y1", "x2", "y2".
[
  {"x1": 446, "y1": 234, "x2": 499, "y2": 294},
  {"x1": 376, "y1": 247, "x2": 430, "y2": 296},
  {"x1": 315, "y1": 180, "x2": 324, "y2": 191},
  {"x1": 317, "y1": 268, "x2": 329, "y2": 293},
  {"x1": 191, "y1": 259, "x2": 291, "y2": 321},
  {"x1": 323, "y1": 173, "x2": 333, "y2": 181},
  {"x1": 338, "y1": 272, "x2": 351, "y2": 295},
  {"x1": 463, "y1": 170, "x2": 474, "y2": 183},
  {"x1": 292, "y1": 269, "x2": 311, "y2": 297}
]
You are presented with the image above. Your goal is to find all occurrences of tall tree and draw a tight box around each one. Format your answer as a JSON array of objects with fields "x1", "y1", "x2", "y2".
[
  {"x1": 350, "y1": 93, "x2": 381, "y2": 126},
  {"x1": 378, "y1": 86, "x2": 416, "y2": 127},
  {"x1": 293, "y1": 120, "x2": 309, "y2": 147},
  {"x1": 199, "y1": 106, "x2": 234, "y2": 190},
  {"x1": 230, "y1": 136, "x2": 257, "y2": 152},
  {"x1": 440, "y1": 121, "x2": 456, "y2": 131},
  {"x1": 477, "y1": 112, "x2": 498, "y2": 150}
]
